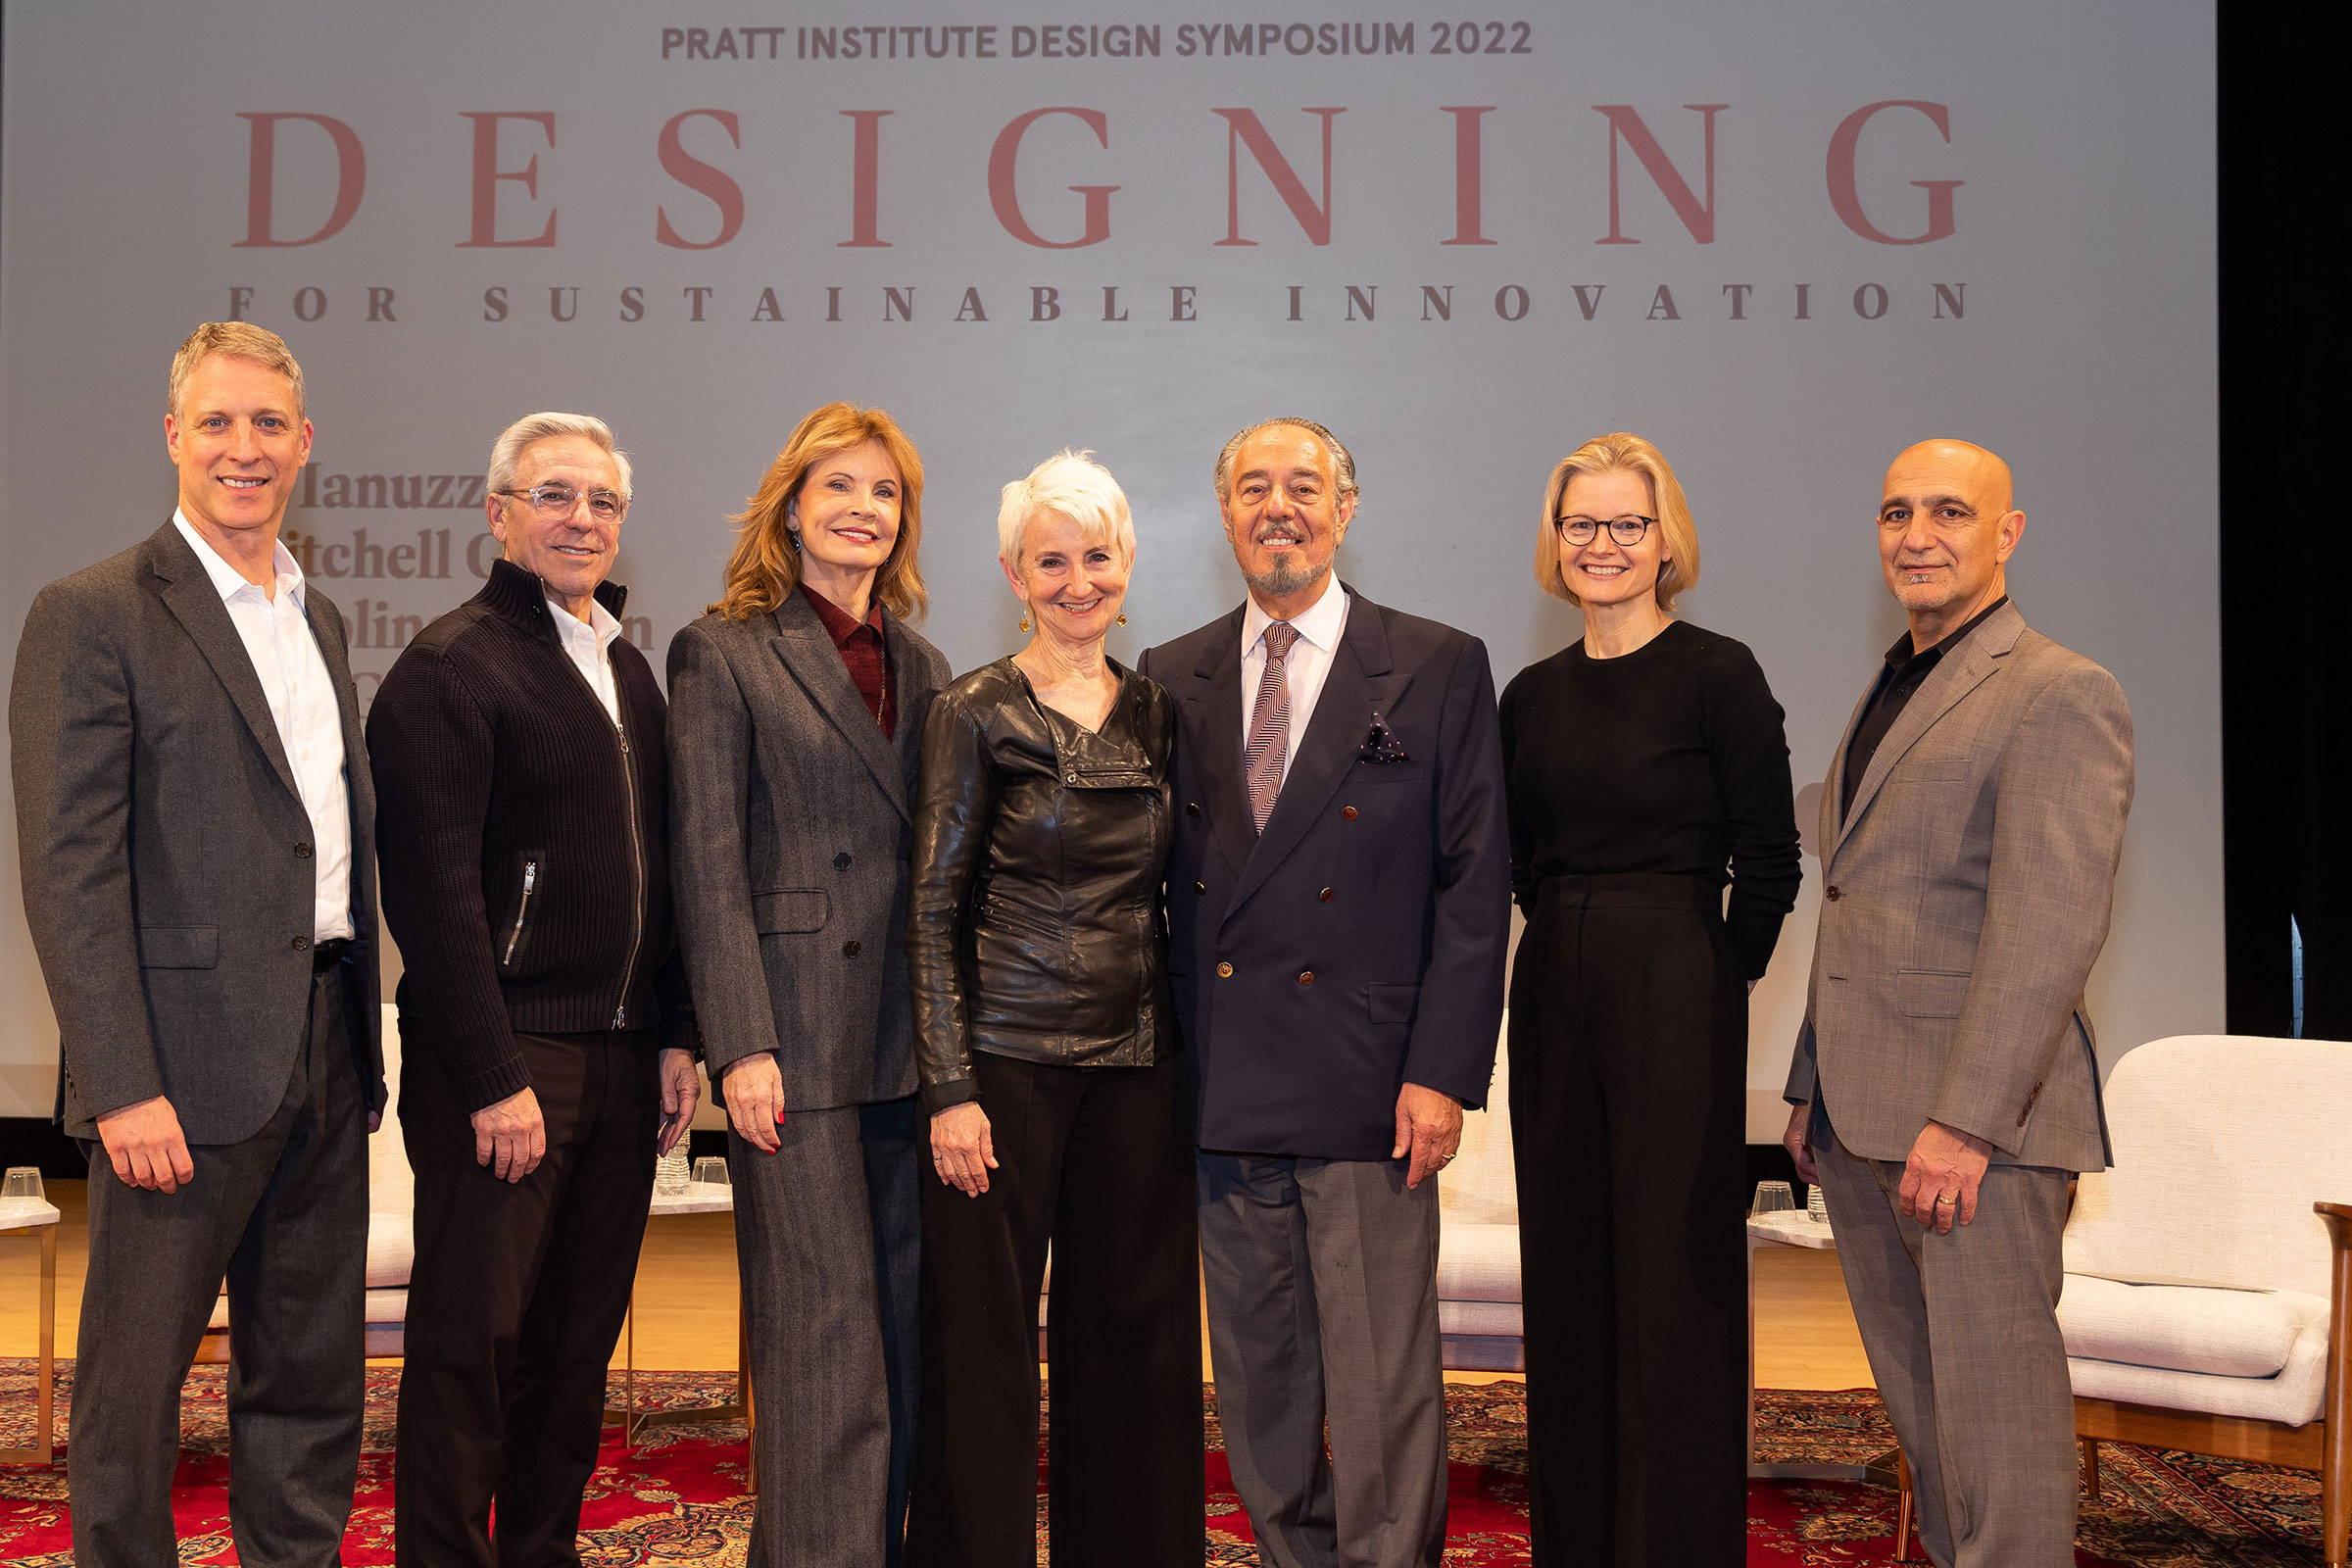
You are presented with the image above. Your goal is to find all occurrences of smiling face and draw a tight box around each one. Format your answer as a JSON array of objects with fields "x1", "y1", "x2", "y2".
[
  {"x1": 1878, "y1": 440, "x2": 2024, "y2": 642},
  {"x1": 164, "y1": 353, "x2": 313, "y2": 546},
  {"x1": 790, "y1": 438, "x2": 902, "y2": 580},
  {"x1": 1005, "y1": 511, "x2": 1129, "y2": 647},
  {"x1": 488, "y1": 434, "x2": 623, "y2": 615},
  {"x1": 1555, "y1": 467, "x2": 1670, "y2": 609},
  {"x1": 1220, "y1": 425, "x2": 1354, "y2": 616}
]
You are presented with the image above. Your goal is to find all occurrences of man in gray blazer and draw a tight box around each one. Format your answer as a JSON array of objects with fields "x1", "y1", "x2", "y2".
[
  {"x1": 11, "y1": 322, "x2": 381, "y2": 1567},
  {"x1": 1784, "y1": 438, "x2": 2132, "y2": 1568}
]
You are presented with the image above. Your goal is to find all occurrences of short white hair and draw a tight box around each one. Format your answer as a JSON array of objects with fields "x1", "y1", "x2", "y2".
[
  {"x1": 488, "y1": 412, "x2": 634, "y2": 502},
  {"x1": 997, "y1": 450, "x2": 1135, "y2": 569}
]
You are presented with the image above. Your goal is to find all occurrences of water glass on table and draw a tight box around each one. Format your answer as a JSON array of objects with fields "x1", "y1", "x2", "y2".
[
  {"x1": 692, "y1": 1156, "x2": 730, "y2": 1188},
  {"x1": 1, "y1": 1167, "x2": 42, "y2": 1202},
  {"x1": 1751, "y1": 1179, "x2": 1795, "y2": 1216},
  {"x1": 654, "y1": 1150, "x2": 691, "y2": 1197}
]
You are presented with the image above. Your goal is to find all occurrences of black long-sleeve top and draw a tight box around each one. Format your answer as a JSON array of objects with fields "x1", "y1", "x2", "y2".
[
  {"x1": 1498, "y1": 619, "x2": 1802, "y2": 979},
  {"x1": 368, "y1": 559, "x2": 695, "y2": 1111}
]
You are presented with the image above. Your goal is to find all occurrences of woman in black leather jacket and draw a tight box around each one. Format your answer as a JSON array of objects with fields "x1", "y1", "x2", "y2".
[{"x1": 903, "y1": 451, "x2": 1203, "y2": 1568}]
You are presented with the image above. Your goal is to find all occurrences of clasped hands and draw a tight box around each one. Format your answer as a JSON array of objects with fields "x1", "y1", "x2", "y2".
[{"x1": 1784, "y1": 1105, "x2": 1993, "y2": 1235}]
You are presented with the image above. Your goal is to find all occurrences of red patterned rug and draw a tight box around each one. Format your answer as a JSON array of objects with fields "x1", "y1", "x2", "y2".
[{"x1": 0, "y1": 1361, "x2": 2325, "y2": 1565}]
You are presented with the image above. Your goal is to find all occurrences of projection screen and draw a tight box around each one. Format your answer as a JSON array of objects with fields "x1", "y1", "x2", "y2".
[{"x1": 0, "y1": 2, "x2": 2219, "y2": 1137}]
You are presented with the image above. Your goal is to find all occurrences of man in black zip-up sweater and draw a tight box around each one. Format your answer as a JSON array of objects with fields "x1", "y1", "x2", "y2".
[{"x1": 368, "y1": 413, "x2": 700, "y2": 1568}]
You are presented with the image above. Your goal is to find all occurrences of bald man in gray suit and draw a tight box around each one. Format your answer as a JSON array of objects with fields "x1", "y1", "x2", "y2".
[{"x1": 1784, "y1": 439, "x2": 2132, "y2": 1568}]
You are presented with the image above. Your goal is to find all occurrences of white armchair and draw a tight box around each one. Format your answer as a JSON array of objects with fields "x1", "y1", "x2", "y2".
[
  {"x1": 200, "y1": 1004, "x2": 416, "y2": 1361},
  {"x1": 1892, "y1": 1033, "x2": 2352, "y2": 1565}
]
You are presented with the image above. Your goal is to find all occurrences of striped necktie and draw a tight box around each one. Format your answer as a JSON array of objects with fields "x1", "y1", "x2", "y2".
[{"x1": 1246, "y1": 621, "x2": 1300, "y2": 834}]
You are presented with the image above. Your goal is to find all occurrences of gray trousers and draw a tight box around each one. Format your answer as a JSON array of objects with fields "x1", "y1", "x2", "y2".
[
  {"x1": 1811, "y1": 1096, "x2": 2078, "y2": 1568},
  {"x1": 1198, "y1": 1152, "x2": 1446, "y2": 1568},
  {"x1": 731, "y1": 1097, "x2": 921, "y2": 1568},
  {"x1": 71, "y1": 963, "x2": 368, "y2": 1568}
]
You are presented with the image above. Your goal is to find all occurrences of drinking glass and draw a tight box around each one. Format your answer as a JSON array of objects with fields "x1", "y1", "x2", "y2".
[
  {"x1": 693, "y1": 1156, "x2": 730, "y2": 1188},
  {"x1": 654, "y1": 1150, "x2": 691, "y2": 1197},
  {"x1": 1, "y1": 1167, "x2": 41, "y2": 1201},
  {"x1": 1751, "y1": 1179, "x2": 1794, "y2": 1215}
]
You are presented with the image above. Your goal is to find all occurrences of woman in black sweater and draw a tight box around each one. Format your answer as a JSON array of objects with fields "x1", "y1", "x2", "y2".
[{"x1": 1499, "y1": 432, "x2": 1801, "y2": 1566}]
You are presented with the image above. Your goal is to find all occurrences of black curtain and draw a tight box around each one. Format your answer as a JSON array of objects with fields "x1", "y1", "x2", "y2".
[{"x1": 2219, "y1": 7, "x2": 2352, "y2": 1040}]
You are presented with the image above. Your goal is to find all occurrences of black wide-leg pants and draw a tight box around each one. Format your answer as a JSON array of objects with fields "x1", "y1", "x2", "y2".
[
  {"x1": 1507, "y1": 874, "x2": 1748, "y2": 1568},
  {"x1": 906, "y1": 1052, "x2": 1202, "y2": 1568},
  {"x1": 394, "y1": 1023, "x2": 659, "y2": 1568}
]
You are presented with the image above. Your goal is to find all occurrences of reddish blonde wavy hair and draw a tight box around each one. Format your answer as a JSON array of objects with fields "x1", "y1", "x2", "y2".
[{"x1": 711, "y1": 403, "x2": 929, "y2": 622}]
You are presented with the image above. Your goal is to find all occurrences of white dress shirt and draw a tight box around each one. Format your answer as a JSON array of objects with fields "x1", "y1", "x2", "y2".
[
  {"x1": 172, "y1": 511, "x2": 354, "y2": 942},
  {"x1": 547, "y1": 593, "x2": 624, "y2": 726},
  {"x1": 1240, "y1": 570, "x2": 1351, "y2": 770}
]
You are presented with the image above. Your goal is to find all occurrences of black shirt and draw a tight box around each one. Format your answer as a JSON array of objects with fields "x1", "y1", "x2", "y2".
[
  {"x1": 1840, "y1": 595, "x2": 2009, "y2": 822},
  {"x1": 1498, "y1": 620, "x2": 1802, "y2": 979}
]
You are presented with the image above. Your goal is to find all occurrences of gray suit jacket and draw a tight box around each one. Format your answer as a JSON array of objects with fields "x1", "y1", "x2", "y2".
[
  {"x1": 11, "y1": 519, "x2": 383, "y2": 1143},
  {"x1": 667, "y1": 592, "x2": 949, "y2": 1110},
  {"x1": 1785, "y1": 600, "x2": 2132, "y2": 1171}
]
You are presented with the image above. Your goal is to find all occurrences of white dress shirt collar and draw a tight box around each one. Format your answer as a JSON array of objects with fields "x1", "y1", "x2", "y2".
[
  {"x1": 547, "y1": 592, "x2": 624, "y2": 726},
  {"x1": 1242, "y1": 568, "x2": 1348, "y2": 657},
  {"x1": 172, "y1": 509, "x2": 305, "y2": 608}
]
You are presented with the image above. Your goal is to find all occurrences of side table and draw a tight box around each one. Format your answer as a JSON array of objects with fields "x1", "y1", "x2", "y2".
[
  {"x1": 609, "y1": 1182, "x2": 753, "y2": 1477},
  {"x1": 0, "y1": 1196, "x2": 61, "y2": 1466},
  {"x1": 1746, "y1": 1207, "x2": 1898, "y2": 1487}
]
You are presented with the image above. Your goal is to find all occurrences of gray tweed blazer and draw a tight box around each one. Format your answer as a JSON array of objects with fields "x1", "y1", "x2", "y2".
[
  {"x1": 666, "y1": 590, "x2": 949, "y2": 1110},
  {"x1": 1785, "y1": 600, "x2": 2133, "y2": 1172}
]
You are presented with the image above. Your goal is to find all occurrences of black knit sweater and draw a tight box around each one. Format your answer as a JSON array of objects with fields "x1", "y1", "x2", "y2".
[{"x1": 368, "y1": 559, "x2": 694, "y2": 1111}]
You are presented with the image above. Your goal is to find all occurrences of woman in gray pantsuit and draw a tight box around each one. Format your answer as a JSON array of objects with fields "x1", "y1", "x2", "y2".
[{"x1": 667, "y1": 402, "x2": 950, "y2": 1568}]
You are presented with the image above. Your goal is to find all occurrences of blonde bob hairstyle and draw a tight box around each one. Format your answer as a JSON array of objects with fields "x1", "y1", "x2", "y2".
[
  {"x1": 997, "y1": 450, "x2": 1136, "y2": 572},
  {"x1": 1535, "y1": 432, "x2": 1700, "y2": 612},
  {"x1": 712, "y1": 403, "x2": 928, "y2": 622}
]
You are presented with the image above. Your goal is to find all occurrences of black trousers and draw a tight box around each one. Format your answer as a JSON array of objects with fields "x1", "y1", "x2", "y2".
[
  {"x1": 394, "y1": 1025, "x2": 659, "y2": 1568},
  {"x1": 905, "y1": 1053, "x2": 1202, "y2": 1568},
  {"x1": 71, "y1": 960, "x2": 369, "y2": 1568},
  {"x1": 1507, "y1": 874, "x2": 1748, "y2": 1567}
]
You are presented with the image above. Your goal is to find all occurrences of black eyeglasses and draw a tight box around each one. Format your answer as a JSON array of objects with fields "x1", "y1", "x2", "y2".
[
  {"x1": 495, "y1": 483, "x2": 627, "y2": 523},
  {"x1": 1555, "y1": 514, "x2": 1656, "y2": 546}
]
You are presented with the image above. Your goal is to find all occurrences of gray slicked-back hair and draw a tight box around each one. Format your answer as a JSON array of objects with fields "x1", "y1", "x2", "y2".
[
  {"x1": 1213, "y1": 416, "x2": 1358, "y2": 505},
  {"x1": 487, "y1": 412, "x2": 634, "y2": 502}
]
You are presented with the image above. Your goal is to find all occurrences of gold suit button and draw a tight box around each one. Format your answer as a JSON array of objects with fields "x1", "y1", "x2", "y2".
[
  {"x1": 1342, "y1": 806, "x2": 1358, "y2": 820},
  {"x1": 1194, "y1": 881, "x2": 1206, "y2": 895},
  {"x1": 1298, "y1": 970, "x2": 1314, "y2": 986},
  {"x1": 1216, "y1": 961, "x2": 1234, "y2": 978},
  {"x1": 1318, "y1": 887, "x2": 1334, "y2": 902}
]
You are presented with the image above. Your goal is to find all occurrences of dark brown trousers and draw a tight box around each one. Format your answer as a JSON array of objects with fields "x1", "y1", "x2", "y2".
[{"x1": 393, "y1": 1025, "x2": 658, "y2": 1568}]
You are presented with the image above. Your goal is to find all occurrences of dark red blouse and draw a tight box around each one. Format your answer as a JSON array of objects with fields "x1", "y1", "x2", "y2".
[{"x1": 802, "y1": 583, "x2": 895, "y2": 738}]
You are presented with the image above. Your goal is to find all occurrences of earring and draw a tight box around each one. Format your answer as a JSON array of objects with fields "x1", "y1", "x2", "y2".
[
  {"x1": 1116, "y1": 612, "x2": 1128, "y2": 627},
  {"x1": 785, "y1": 525, "x2": 802, "y2": 548},
  {"x1": 1019, "y1": 614, "x2": 1031, "y2": 633}
]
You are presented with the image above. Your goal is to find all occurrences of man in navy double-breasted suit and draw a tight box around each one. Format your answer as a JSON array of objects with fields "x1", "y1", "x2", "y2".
[{"x1": 1140, "y1": 417, "x2": 1510, "y2": 1568}]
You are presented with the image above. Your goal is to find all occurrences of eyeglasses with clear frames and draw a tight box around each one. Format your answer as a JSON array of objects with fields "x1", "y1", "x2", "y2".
[
  {"x1": 1555, "y1": 514, "x2": 1656, "y2": 547},
  {"x1": 495, "y1": 483, "x2": 628, "y2": 523}
]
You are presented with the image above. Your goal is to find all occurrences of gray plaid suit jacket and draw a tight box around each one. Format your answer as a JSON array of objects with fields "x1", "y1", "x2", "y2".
[{"x1": 1785, "y1": 600, "x2": 2132, "y2": 1172}]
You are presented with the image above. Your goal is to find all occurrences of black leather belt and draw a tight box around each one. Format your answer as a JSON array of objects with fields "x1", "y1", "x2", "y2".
[{"x1": 312, "y1": 937, "x2": 352, "y2": 972}]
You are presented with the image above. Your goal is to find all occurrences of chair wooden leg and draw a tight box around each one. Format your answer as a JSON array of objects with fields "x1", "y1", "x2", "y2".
[
  {"x1": 1893, "y1": 1447, "x2": 1918, "y2": 1562},
  {"x1": 2082, "y1": 1436, "x2": 2100, "y2": 1501}
]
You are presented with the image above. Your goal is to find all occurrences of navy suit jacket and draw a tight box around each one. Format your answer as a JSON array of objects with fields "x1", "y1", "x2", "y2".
[{"x1": 1140, "y1": 586, "x2": 1510, "y2": 1160}]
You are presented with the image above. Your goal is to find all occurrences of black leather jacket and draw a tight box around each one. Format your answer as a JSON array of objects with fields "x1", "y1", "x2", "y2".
[{"x1": 906, "y1": 658, "x2": 1177, "y2": 1112}]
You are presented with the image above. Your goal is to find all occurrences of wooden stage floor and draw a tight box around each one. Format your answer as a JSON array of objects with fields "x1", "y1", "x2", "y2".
[{"x1": 0, "y1": 1180, "x2": 1875, "y2": 1389}]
